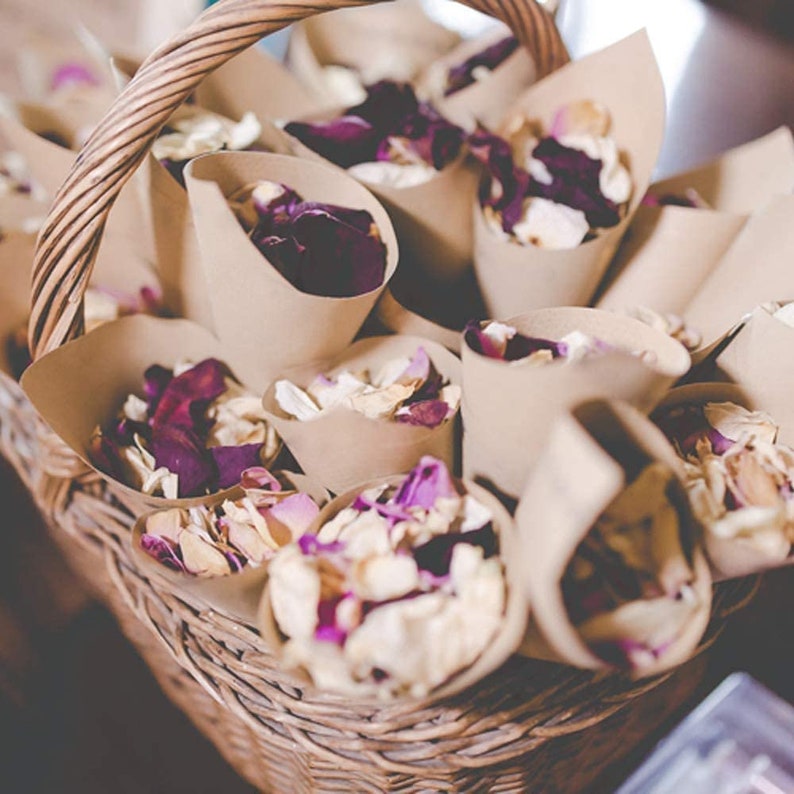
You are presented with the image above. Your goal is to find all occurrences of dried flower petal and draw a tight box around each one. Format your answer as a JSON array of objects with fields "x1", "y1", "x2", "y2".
[{"x1": 444, "y1": 36, "x2": 519, "y2": 96}]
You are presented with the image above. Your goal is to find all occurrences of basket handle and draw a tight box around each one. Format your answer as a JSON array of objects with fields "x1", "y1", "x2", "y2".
[{"x1": 29, "y1": 0, "x2": 568, "y2": 361}]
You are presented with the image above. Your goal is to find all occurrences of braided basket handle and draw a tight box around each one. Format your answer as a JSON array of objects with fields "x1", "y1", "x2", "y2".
[{"x1": 29, "y1": 0, "x2": 568, "y2": 360}]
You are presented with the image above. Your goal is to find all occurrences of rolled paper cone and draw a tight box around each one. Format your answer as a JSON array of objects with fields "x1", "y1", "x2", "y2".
[
  {"x1": 461, "y1": 306, "x2": 691, "y2": 499},
  {"x1": 415, "y1": 27, "x2": 538, "y2": 131},
  {"x1": 647, "y1": 126, "x2": 794, "y2": 214},
  {"x1": 596, "y1": 127, "x2": 794, "y2": 315},
  {"x1": 595, "y1": 206, "x2": 746, "y2": 316},
  {"x1": 284, "y1": 121, "x2": 480, "y2": 282},
  {"x1": 257, "y1": 475, "x2": 529, "y2": 702},
  {"x1": 129, "y1": 472, "x2": 330, "y2": 625},
  {"x1": 472, "y1": 30, "x2": 666, "y2": 318},
  {"x1": 514, "y1": 399, "x2": 712, "y2": 677},
  {"x1": 375, "y1": 288, "x2": 463, "y2": 354},
  {"x1": 286, "y1": 0, "x2": 460, "y2": 104},
  {"x1": 184, "y1": 151, "x2": 398, "y2": 393},
  {"x1": 195, "y1": 44, "x2": 328, "y2": 123},
  {"x1": 20, "y1": 315, "x2": 279, "y2": 516},
  {"x1": 0, "y1": 194, "x2": 49, "y2": 234},
  {"x1": 714, "y1": 307, "x2": 794, "y2": 447},
  {"x1": 262, "y1": 334, "x2": 462, "y2": 494},
  {"x1": 684, "y1": 194, "x2": 794, "y2": 352},
  {"x1": 0, "y1": 106, "x2": 155, "y2": 263},
  {"x1": 0, "y1": 231, "x2": 35, "y2": 384},
  {"x1": 0, "y1": 231, "x2": 158, "y2": 382},
  {"x1": 653, "y1": 381, "x2": 794, "y2": 579}
]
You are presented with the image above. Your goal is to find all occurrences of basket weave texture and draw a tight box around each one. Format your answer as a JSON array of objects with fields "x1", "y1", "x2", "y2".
[{"x1": 2, "y1": 0, "x2": 760, "y2": 790}]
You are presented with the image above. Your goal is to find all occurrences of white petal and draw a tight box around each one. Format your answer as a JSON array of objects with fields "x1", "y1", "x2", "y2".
[
  {"x1": 347, "y1": 161, "x2": 436, "y2": 189},
  {"x1": 275, "y1": 380, "x2": 321, "y2": 421},
  {"x1": 513, "y1": 197, "x2": 589, "y2": 249}
]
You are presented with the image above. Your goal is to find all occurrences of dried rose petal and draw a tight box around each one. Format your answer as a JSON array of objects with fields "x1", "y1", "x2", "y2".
[
  {"x1": 140, "y1": 533, "x2": 187, "y2": 573},
  {"x1": 445, "y1": 35, "x2": 519, "y2": 96},
  {"x1": 284, "y1": 116, "x2": 380, "y2": 169},
  {"x1": 394, "y1": 399, "x2": 450, "y2": 428},
  {"x1": 394, "y1": 456, "x2": 457, "y2": 509},
  {"x1": 210, "y1": 443, "x2": 264, "y2": 489}
]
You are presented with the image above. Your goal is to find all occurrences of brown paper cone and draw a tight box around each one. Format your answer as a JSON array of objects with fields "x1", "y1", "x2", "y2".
[
  {"x1": 20, "y1": 315, "x2": 278, "y2": 516},
  {"x1": 0, "y1": 194, "x2": 49, "y2": 234},
  {"x1": 596, "y1": 127, "x2": 794, "y2": 315},
  {"x1": 514, "y1": 399, "x2": 712, "y2": 676},
  {"x1": 282, "y1": 118, "x2": 480, "y2": 282},
  {"x1": 262, "y1": 334, "x2": 462, "y2": 494},
  {"x1": 684, "y1": 194, "x2": 794, "y2": 351},
  {"x1": 0, "y1": 104, "x2": 155, "y2": 262},
  {"x1": 184, "y1": 151, "x2": 398, "y2": 393},
  {"x1": 461, "y1": 306, "x2": 691, "y2": 499},
  {"x1": 286, "y1": 0, "x2": 460, "y2": 104},
  {"x1": 129, "y1": 472, "x2": 330, "y2": 624},
  {"x1": 652, "y1": 381, "x2": 794, "y2": 579},
  {"x1": 195, "y1": 43, "x2": 327, "y2": 123},
  {"x1": 472, "y1": 30, "x2": 666, "y2": 318},
  {"x1": 648, "y1": 126, "x2": 794, "y2": 214},
  {"x1": 257, "y1": 473, "x2": 529, "y2": 703},
  {"x1": 713, "y1": 308, "x2": 794, "y2": 447},
  {"x1": 595, "y1": 206, "x2": 746, "y2": 316},
  {"x1": 0, "y1": 231, "x2": 35, "y2": 384},
  {"x1": 416, "y1": 27, "x2": 537, "y2": 131},
  {"x1": 374, "y1": 288, "x2": 463, "y2": 354}
]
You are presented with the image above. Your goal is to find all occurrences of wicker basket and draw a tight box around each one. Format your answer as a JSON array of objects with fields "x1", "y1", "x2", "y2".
[{"x1": 4, "y1": 0, "x2": 760, "y2": 790}]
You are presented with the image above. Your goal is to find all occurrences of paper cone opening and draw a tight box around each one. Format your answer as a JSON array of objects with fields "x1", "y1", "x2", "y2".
[
  {"x1": 472, "y1": 30, "x2": 665, "y2": 318},
  {"x1": 461, "y1": 306, "x2": 691, "y2": 498},
  {"x1": 514, "y1": 399, "x2": 712, "y2": 676},
  {"x1": 21, "y1": 315, "x2": 280, "y2": 515},
  {"x1": 262, "y1": 334, "x2": 462, "y2": 495},
  {"x1": 257, "y1": 470, "x2": 528, "y2": 704}
]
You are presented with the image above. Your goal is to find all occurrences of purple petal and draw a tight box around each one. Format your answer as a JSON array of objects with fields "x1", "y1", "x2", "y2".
[
  {"x1": 351, "y1": 492, "x2": 413, "y2": 526},
  {"x1": 445, "y1": 35, "x2": 519, "y2": 96},
  {"x1": 346, "y1": 80, "x2": 422, "y2": 132},
  {"x1": 394, "y1": 456, "x2": 457, "y2": 510},
  {"x1": 224, "y1": 550, "x2": 248, "y2": 573},
  {"x1": 284, "y1": 116, "x2": 380, "y2": 168},
  {"x1": 464, "y1": 321, "x2": 565, "y2": 362},
  {"x1": 463, "y1": 320, "x2": 506, "y2": 359},
  {"x1": 140, "y1": 533, "x2": 187, "y2": 573},
  {"x1": 143, "y1": 364, "x2": 174, "y2": 414},
  {"x1": 654, "y1": 403, "x2": 734, "y2": 458},
  {"x1": 467, "y1": 127, "x2": 531, "y2": 232},
  {"x1": 395, "y1": 400, "x2": 450, "y2": 428},
  {"x1": 298, "y1": 534, "x2": 345, "y2": 555},
  {"x1": 412, "y1": 523, "x2": 497, "y2": 577},
  {"x1": 151, "y1": 358, "x2": 228, "y2": 429},
  {"x1": 530, "y1": 137, "x2": 621, "y2": 228},
  {"x1": 316, "y1": 596, "x2": 348, "y2": 645},
  {"x1": 150, "y1": 425, "x2": 215, "y2": 497},
  {"x1": 210, "y1": 443, "x2": 264, "y2": 489},
  {"x1": 50, "y1": 61, "x2": 101, "y2": 92},
  {"x1": 240, "y1": 467, "x2": 282, "y2": 491}
]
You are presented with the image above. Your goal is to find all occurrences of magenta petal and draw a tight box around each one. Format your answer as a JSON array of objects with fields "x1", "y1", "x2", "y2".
[
  {"x1": 445, "y1": 35, "x2": 519, "y2": 96},
  {"x1": 210, "y1": 443, "x2": 263, "y2": 489},
  {"x1": 464, "y1": 321, "x2": 505, "y2": 359},
  {"x1": 264, "y1": 493, "x2": 320, "y2": 536},
  {"x1": 394, "y1": 456, "x2": 457, "y2": 509},
  {"x1": 140, "y1": 534, "x2": 187, "y2": 573},
  {"x1": 151, "y1": 358, "x2": 228, "y2": 429},
  {"x1": 240, "y1": 467, "x2": 282, "y2": 491},
  {"x1": 351, "y1": 492, "x2": 413, "y2": 526},
  {"x1": 298, "y1": 534, "x2": 345, "y2": 555},
  {"x1": 395, "y1": 400, "x2": 450, "y2": 428},
  {"x1": 150, "y1": 425, "x2": 215, "y2": 497},
  {"x1": 284, "y1": 116, "x2": 380, "y2": 168},
  {"x1": 50, "y1": 61, "x2": 100, "y2": 92}
]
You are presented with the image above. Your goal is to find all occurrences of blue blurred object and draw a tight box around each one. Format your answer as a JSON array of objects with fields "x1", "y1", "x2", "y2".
[{"x1": 618, "y1": 673, "x2": 794, "y2": 794}]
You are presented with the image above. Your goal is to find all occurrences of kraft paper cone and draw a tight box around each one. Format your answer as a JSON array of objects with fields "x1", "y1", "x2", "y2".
[
  {"x1": 0, "y1": 105, "x2": 154, "y2": 262},
  {"x1": 195, "y1": 44, "x2": 326, "y2": 123},
  {"x1": 129, "y1": 472, "x2": 330, "y2": 625},
  {"x1": 257, "y1": 474, "x2": 529, "y2": 703},
  {"x1": 262, "y1": 334, "x2": 462, "y2": 495},
  {"x1": 375, "y1": 288, "x2": 463, "y2": 354},
  {"x1": 281, "y1": 115, "x2": 480, "y2": 282},
  {"x1": 286, "y1": 0, "x2": 460, "y2": 105},
  {"x1": 515, "y1": 399, "x2": 712, "y2": 677},
  {"x1": 0, "y1": 194, "x2": 48, "y2": 235},
  {"x1": 462, "y1": 306, "x2": 691, "y2": 499},
  {"x1": 0, "y1": 231, "x2": 35, "y2": 384},
  {"x1": 21, "y1": 315, "x2": 277, "y2": 517},
  {"x1": 0, "y1": 231, "x2": 159, "y2": 382},
  {"x1": 684, "y1": 194, "x2": 794, "y2": 352},
  {"x1": 714, "y1": 307, "x2": 794, "y2": 447},
  {"x1": 596, "y1": 128, "x2": 794, "y2": 315},
  {"x1": 184, "y1": 151, "x2": 398, "y2": 393},
  {"x1": 415, "y1": 27, "x2": 538, "y2": 131},
  {"x1": 652, "y1": 381, "x2": 794, "y2": 579},
  {"x1": 472, "y1": 30, "x2": 666, "y2": 318}
]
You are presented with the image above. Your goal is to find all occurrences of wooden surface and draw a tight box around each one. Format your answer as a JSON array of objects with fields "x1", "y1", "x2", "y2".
[{"x1": 1, "y1": 1, "x2": 793, "y2": 791}]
